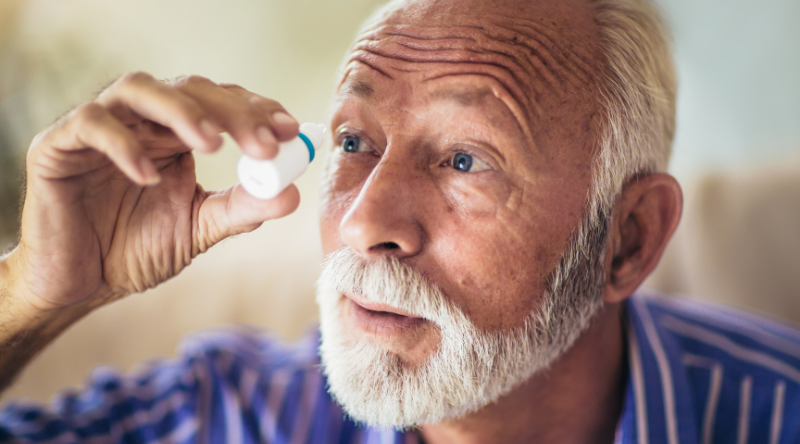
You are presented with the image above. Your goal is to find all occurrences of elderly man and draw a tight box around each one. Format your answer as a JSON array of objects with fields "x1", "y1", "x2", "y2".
[{"x1": 1, "y1": 0, "x2": 798, "y2": 442}]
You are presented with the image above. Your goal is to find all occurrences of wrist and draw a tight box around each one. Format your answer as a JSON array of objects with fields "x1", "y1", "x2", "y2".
[{"x1": 0, "y1": 247, "x2": 94, "y2": 334}]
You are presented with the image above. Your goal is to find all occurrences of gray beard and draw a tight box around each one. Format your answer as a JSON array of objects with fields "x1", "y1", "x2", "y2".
[{"x1": 316, "y1": 209, "x2": 610, "y2": 429}]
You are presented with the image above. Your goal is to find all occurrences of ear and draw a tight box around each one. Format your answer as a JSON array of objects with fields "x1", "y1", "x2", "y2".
[{"x1": 603, "y1": 173, "x2": 683, "y2": 304}]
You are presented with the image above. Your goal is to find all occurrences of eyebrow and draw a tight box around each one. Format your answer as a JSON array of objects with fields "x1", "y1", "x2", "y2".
[
  {"x1": 431, "y1": 87, "x2": 492, "y2": 107},
  {"x1": 344, "y1": 78, "x2": 375, "y2": 99}
]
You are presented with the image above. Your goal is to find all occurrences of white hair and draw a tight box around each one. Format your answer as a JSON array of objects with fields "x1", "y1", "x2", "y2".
[
  {"x1": 316, "y1": 207, "x2": 609, "y2": 428},
  {"x1": 350, "y1": 0, "x2": 678, "y2": 224},
  {"x1": 589, "y1": 0, "x2": 678, "y2": 222}
]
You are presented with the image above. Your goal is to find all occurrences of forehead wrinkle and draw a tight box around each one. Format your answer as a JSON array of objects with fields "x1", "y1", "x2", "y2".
[
  {"x1": 355, "y1": 25, "x2": 537, "y2": 91},
  {"x1": 344, "y1": 55, "x2": 396, "y2": 83},
  {"x1": 377, "y1": 18, "x2": 599, "y2": 86},
  {"x1": 387, "y1": 37, "x2": 558, "y2": 99},
  {"x1": 371, "y1": 24, "x2": 561, "y2": 93},
  {"x1": 423, "y1": 72, "x2": 538, "y2": 153},
  {"x1": 354, "y1": 21, "x2": 599, "y2": 106},
  {"x1": 351, "y1": 34, "x2": 537, "y2": 119},
  {"x1": 496, "y1": 17, "x2": 598, "y2": 85}
]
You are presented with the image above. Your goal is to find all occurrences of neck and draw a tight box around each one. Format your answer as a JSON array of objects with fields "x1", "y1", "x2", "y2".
[{"x1": 419, "y1": 302, "x2": 627, "y2": 444}]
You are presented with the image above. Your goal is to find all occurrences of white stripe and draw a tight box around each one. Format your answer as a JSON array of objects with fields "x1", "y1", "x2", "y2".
[
  {"x1": 628, "y1": 316, "x2": 649, "y2": 444},
  {"x1": 381, "y1": 428, "x2": 396, "y2": 444},
  {"x1": 262, "y1": 369, "x2": 291, "y2": 441},
  {"x1": 222, "y1": 376, "x2": 243, "y2": 444},
  {"x1": 290, "y1": 370, "x2": 323, "y2": 444},
  {"x1": 14, "y1": 390, "x2": 192, "y2": 437},
  {"x1": 737, "y1": 376, "x2": 752, "y2": 444},
  {"x1": 633, "y1": 297, "x2": 679, "y2": 444},
  {"x1": 37, "y1": 415, "x2": 197, "y2": 444},
  {"x1": 155, "y1": 416, "x2": 198, "y2": 444},
  {"x1": 645, "y1": 294, "x2": 800, "y2": 359},
  {"x1": 702, "y1": 364, "x2": 723, "y2": 444},
  {"x1": 364, "y1": 428, "x2": 382, "y2": 444},
  {"x1": 769, "y1": 381, "x2": 786, "y2": 444},
  {"x1": 17, "y1": 362, "x2": 199, "y2": 436},
  {"x1": 238, "y1": 367, "x2": 259, "y2": 410},
  {"x1": 196, "y1": 359, "x2": 214, "y2": 444},
  {"x1": 662, "y1": 316, "x2": 800, "y2": 384}
]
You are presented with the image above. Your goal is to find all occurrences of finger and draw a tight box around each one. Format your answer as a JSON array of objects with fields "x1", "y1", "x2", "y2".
[
  {"x1": 96, "y1": 72, "x2": 224, "y2": 154},
  {"x1": 176, "y1": 78, "x2": 298, "y2": 160},
  {"x1": 34, "y1": 103, "x2": 160, "y2": 185},
  {"x1": 220, "y1": 84, "x2": 300, "y2": 142},
  {"x1": 194, "y1": 183, "x2": 301, "y2": 254}
]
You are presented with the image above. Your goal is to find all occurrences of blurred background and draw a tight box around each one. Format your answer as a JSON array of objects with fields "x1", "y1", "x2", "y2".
[{"x1": 0, "y1": 0, "x2": 798, "y2": 403}]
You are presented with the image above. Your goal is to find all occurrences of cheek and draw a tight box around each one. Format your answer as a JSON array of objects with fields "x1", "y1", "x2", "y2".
[
  {"x1": 425, "y1": 204, "x2": 550, "y2": 331},
  {"x1": 437, "y1": 171, "x2": 512, "y2": 217}
]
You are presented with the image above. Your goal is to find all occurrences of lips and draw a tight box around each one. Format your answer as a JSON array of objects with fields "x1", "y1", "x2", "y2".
[{"x1": 343, "y1": 292, "x2": 426, "y2": 338}]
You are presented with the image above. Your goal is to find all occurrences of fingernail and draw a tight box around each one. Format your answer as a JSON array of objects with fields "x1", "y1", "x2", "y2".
[
  {"x1": 257, "y1": 126, "x2": 277, "y2": 147},
  {"x1": 199, "y1": 119, "x2": 222, "y2": 139},
  {"x1": 271, "y1": 112, "x2": 298, "y2": 128}
]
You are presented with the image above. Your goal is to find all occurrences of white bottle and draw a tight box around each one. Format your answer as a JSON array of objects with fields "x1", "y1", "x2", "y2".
[{"x1": 237, "y1": 122, "x2": 326, "y2": 200}]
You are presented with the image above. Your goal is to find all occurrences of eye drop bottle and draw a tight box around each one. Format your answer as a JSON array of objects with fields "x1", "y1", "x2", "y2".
[{"x1": 237, "y1": 122, "x2": 326, "y2": 200}]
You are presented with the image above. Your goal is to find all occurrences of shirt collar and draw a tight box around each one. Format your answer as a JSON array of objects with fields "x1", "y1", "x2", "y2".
[{"x1": 619, "y1": 293, "x2": 700, "y2": 444}]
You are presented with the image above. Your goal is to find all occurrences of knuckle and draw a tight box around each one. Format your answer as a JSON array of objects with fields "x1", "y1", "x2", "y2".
[
  {"x1": 245, "y1": 97, "x2": 282, "y2": 122},
  {"x1": 182, "y1": 75, "x2": 215, "y2": 89},
  {"x1": 117, "y1": 71, "x2": 155, "y2": 88},
  {"x1": 175, "y1": 100, "x2": 206, "y2": 122},
  {"x1": 27, "y1": 128, "x2": 50, "y2": 155},
  {"x1": 219, "y1": 83, "x2": 246, "y2": 93},
  {"x1": 71, "y1": 103, "x2": 107, "y2": 126},
  {"x1": 248, "y1": 95, "x2": 280, "y2": 109}
]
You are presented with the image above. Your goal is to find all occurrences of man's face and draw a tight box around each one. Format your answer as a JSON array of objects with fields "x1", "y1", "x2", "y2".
[{"x1": 319, "y1": 0, "x2": 605, "y2": 363}]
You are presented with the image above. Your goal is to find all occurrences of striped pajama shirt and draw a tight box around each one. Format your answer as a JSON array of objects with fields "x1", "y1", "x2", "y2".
[{"x1": 1, "y1": 291, "x2": 799, "y2": 443}]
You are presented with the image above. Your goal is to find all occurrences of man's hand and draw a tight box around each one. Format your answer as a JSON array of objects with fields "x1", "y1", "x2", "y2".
[{"x1": 0, "y1": 73, "x2": 301, "y2": 389}]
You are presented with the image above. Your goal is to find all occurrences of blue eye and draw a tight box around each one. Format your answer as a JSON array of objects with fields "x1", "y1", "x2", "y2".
[
  {"x1": 452, "y1": 153, "x2": 474, "y2": 172},
  {"x1": 342, "y1": 135, "x2": 361, "y2": 153}
]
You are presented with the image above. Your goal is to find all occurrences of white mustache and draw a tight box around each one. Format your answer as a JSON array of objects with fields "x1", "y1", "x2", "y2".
[{"x1": 318, "y1": 247, "x2": 471, "y2": 328}]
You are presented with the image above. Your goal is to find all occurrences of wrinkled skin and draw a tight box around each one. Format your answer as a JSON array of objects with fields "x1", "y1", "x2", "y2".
[
  {"x1": 322, "y1": 0, "x2": 602, "y2": 356},
  {"x1": 319, "y1": 0, "x2": 681, "y2": 443}
]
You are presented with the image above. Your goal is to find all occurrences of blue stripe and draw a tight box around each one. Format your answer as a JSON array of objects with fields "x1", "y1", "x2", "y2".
[
  {"x1": 276, "y1": 369, "x2": 306, "y2": 444},
  {"x1": 298, "y1": 132, "x2": 315, "y2": 163}
]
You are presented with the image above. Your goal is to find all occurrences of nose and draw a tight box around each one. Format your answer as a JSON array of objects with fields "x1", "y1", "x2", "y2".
[{"x1": 339, "y1": 159, "x2": 424, "y2": 259}]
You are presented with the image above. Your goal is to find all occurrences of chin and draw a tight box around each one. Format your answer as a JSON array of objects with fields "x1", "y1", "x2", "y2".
[
  {"x1": 314, "y1": 246, "x2": 604, "y2": 428},
  {"x1": 315, "y1": 281, "x2": 569, "y2": 429}
]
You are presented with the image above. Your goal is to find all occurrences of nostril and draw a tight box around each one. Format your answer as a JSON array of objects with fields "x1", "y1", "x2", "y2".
[{"x1": 371, "y1": 242, "x2": 400, "y2": 251}]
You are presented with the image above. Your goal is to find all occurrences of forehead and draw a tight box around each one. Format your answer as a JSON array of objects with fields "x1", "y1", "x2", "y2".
[{"x1": 337, "y1": 0, "x2": 604, "y2": 128}]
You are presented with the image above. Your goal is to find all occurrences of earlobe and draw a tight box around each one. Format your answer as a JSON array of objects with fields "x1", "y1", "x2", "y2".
[{"x1": 603, "y1": 173, "x2": 683, "y2": 304}]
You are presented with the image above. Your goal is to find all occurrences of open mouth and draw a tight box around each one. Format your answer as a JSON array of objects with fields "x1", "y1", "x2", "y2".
[{"x1": 343, "y1": 292, "x2": 426, "y2": 337}]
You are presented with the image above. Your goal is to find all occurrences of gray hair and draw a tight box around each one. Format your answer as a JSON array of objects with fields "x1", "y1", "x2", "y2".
[
  {"x1": 589, "y1": 0, "x2": 677, "y2": 223},
  {"x1": 352, "y1": 0, "x2": 678, "y2": 225}
]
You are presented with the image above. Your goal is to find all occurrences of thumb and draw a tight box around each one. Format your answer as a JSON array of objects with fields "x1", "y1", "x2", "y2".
[{"x1": 194, "y1": 183, "x2": 301, "y2": 254}]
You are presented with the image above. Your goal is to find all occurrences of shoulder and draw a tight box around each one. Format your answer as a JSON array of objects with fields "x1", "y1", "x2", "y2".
[
  {"x1": 628, "y1": 290, "x2": 800, "y2": 373},
  {"x1": 178, "y1": 324, "x2": 322, "y2": 373},
  {"x1": 0, "y1": 326, "x2": 333, "y2": 444},
  {"x1": 626, "y1": 290, "x2": 800, "y2": 443}
]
